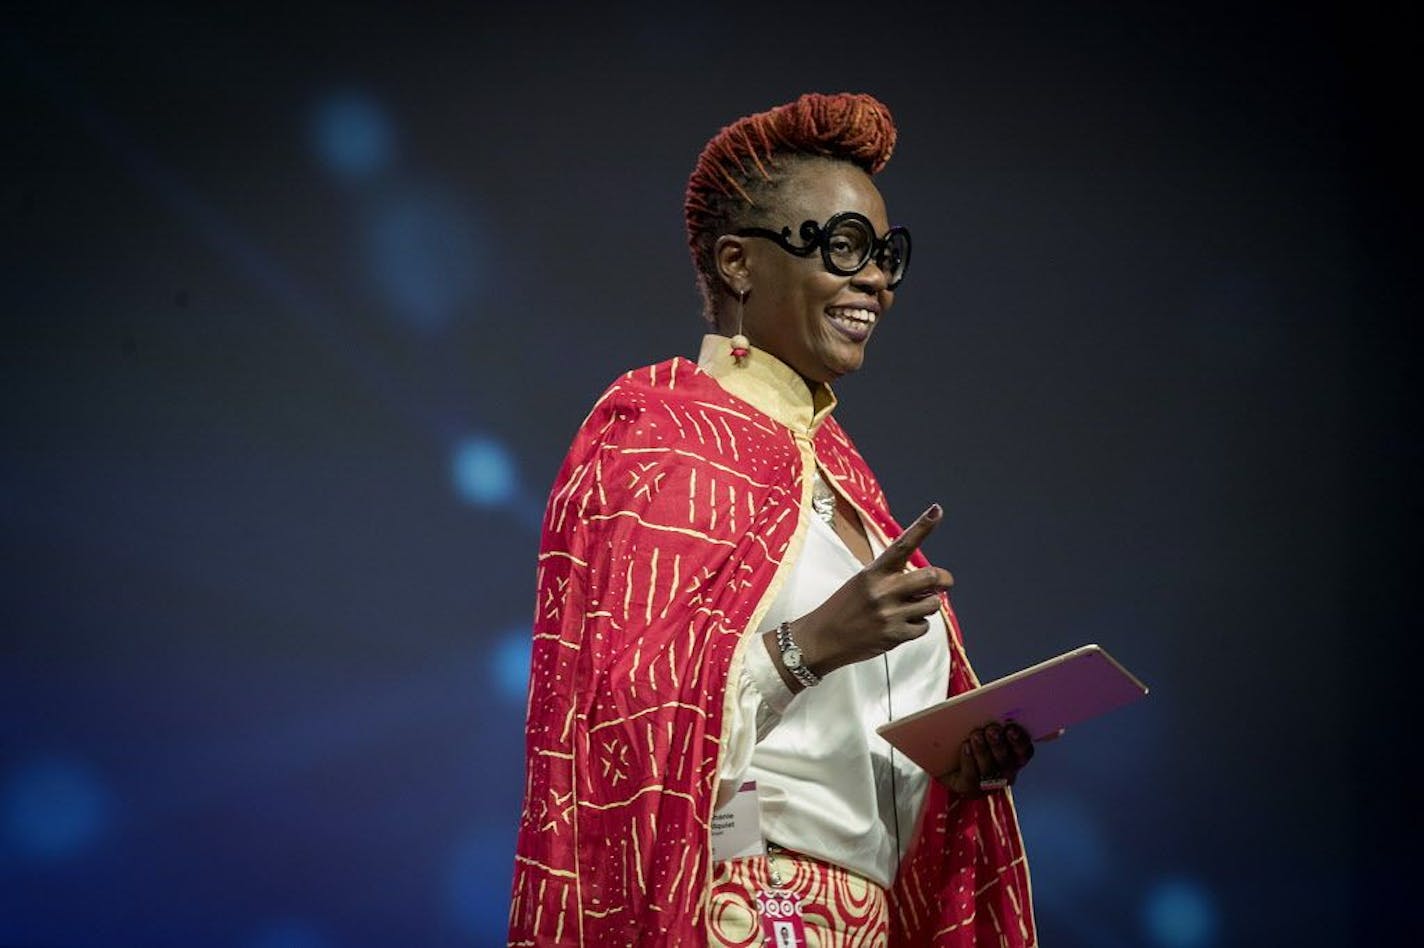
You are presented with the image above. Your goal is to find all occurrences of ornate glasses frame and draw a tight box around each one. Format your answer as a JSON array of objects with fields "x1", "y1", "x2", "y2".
[{"x1": 734, "y1": 211, "x2": 912, "y2": 289}]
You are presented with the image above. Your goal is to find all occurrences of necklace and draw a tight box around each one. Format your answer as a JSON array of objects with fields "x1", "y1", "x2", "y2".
[{"x1": 811, "y1": 470, "x2": 837, "y2": 525}]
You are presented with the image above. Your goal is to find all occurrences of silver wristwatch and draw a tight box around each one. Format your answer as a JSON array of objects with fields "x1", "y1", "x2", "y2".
[{"x1": 776, "y1": 621, "x2": 821, "y2": 688}]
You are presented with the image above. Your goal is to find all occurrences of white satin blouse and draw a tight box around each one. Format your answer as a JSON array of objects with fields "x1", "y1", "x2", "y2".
[{"x1": 716, "y1": 509, "x2": 952, "y2": 889}]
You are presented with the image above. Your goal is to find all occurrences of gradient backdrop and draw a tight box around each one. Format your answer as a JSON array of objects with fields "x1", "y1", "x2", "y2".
[{"x1": 2, "y1": 3, "x2": 1417, "y2": 947}]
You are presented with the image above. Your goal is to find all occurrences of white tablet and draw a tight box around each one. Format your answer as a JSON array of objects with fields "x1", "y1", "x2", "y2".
[{"x1": 875, "y1": 644, "x2": 1148, "y2": 777}]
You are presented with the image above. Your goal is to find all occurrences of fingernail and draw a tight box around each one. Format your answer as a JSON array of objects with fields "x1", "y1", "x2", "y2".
[{"x1": 927, "y1": 503, "x2": 942, "y2": 521}]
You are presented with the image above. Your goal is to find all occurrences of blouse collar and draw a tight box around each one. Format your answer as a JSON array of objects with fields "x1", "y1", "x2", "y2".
[{"x1": 697, "y1": 334, "x2": 837, "y2": 437}]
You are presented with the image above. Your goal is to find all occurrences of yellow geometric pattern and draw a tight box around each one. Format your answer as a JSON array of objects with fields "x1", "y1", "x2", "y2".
[{"x1": 510, "y1": 342, "x2": 1034, "y2": 946}]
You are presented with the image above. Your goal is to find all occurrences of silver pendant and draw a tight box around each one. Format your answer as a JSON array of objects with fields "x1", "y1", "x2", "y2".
[{"x1": 811, "y1": 470, "x2": 836, "y2": 525}]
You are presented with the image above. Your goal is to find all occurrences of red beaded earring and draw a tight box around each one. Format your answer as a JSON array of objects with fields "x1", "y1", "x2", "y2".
[{"x1": 730, "y1": 289, "x2": 750, "y2": 364}]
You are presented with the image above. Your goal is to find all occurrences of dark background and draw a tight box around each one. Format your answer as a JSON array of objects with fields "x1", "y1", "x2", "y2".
[{"x1": 2, "y1": 2, "x2": 1417, "y2": 946}]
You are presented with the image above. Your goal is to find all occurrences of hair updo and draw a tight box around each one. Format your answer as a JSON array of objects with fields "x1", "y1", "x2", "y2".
[{"x1": 684, "y1": 92, "x2": 898, "y2": 317}]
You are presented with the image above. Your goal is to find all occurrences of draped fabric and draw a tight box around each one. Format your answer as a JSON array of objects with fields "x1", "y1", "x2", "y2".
[{"x1": 508, "y1": 349, "x2": 1034, "y2": 946}]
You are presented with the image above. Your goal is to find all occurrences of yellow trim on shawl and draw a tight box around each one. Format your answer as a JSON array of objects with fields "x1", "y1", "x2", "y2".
[
  {"x1": 695, "y1": 335, "x2": 825, "y2": 939},
  {"x1": 697, "y1": 335, "x2": 837, "y2": 437}
]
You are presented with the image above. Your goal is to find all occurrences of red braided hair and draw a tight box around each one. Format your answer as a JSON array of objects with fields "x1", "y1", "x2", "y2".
[{"x1": 684, "y1": 92, "x2": 898, "y2": 315}]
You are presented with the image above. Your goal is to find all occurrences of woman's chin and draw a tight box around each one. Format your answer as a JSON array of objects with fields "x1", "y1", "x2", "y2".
[{"x1": 817, "y1": 337, "x2": 868, "y2": 380}]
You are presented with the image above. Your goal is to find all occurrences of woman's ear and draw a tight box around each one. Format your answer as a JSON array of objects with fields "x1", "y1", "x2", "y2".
[{"x1": 713, "y1": 235, "x2": 752, "y2": 297}]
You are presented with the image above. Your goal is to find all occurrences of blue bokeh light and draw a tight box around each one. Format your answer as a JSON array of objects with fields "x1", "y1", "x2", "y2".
[
  {"x1": 310, "y1": 92, "x2": 394, "y2": 182},
  {"x1": 1012, "y1": 794, "x2": 1108, "y2": 903},
  {"x1": 1141, "y1": 877, "x2": 1220, "y2": 947},
  {"x1": 492, "y1": 628, "x2": 533, "y2": 703},
  {"x1": 452, "y1": 435, "x2": 519, "y2": 507},
  {"x1": 2, "y1": 755, "x2": 110, "y2": 859},
  {"x1": 248, "y1": 919, "x2": 332, "y2": 948},
  {"x1": 364, "y1": 187, "x2": 486, "y2": 331},
  {"x1": 448, "y1": 826, "x2": 518, "y2": 938}
]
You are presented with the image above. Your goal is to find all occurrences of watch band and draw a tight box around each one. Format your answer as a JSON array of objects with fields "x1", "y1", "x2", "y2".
[{"x1": 775, "y1": 621, "x2": 821, "y2": 688}]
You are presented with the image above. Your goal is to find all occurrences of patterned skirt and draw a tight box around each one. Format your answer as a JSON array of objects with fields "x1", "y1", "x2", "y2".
[{"x1": 708, "y1": 846, "x2": 890, "y2": 947}]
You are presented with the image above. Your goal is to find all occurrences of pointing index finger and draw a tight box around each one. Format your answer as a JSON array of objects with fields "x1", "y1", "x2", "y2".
[{"x1": 871, "y1": 503, "x2": 942, "y2": 572}]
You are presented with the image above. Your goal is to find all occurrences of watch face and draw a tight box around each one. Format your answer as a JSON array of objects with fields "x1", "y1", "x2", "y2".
[{"x1": 783, "y1": 646, "x2": 804, "y2": 669}]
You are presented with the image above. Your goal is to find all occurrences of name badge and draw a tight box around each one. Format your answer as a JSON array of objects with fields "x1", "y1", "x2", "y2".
[
  {"x1": 710, "y1": 780, "x2": 764, "y2": 863},
  {"x1": 756, "y1": 888, "x2": 808, "y2": 948}
]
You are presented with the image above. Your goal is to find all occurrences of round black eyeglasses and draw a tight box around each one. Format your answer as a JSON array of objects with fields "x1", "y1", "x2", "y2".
[{"x1": 735, "y1": 212, "x2": 911, "y2": 289}]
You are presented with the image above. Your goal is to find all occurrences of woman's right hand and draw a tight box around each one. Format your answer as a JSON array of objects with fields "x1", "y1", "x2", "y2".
[{"x1": 773, "y1": 504, "x2": 954, "y2": 685}]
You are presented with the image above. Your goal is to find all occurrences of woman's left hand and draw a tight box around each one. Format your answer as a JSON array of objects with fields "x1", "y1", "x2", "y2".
[{"x1": 936, "y1": 721, "x2": 1035, "y2": 799}]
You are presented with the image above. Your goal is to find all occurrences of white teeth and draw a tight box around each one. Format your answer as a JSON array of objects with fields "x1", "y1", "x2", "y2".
[{"x1": 826, "y1": 307, "x2": 876, "y2": 325}]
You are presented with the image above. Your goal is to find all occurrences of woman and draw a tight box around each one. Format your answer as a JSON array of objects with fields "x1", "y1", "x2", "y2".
[{"x1": 509, "y1": 93, "x2": 1036, "y2": 947}]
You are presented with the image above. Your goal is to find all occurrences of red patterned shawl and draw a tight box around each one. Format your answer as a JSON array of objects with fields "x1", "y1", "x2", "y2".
[{"x1": 509, "y1": 342, "x2": 1034, "y2": 946}]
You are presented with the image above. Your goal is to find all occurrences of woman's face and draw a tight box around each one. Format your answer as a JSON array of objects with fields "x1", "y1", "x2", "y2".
[{"x1": 737, "y1": 161, "x2": 896, "y2": 385}]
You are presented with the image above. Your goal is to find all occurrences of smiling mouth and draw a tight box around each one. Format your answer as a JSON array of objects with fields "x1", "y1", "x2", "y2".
[{"x1": 824, "y1": 306, "x2": 878, "y2": 339}]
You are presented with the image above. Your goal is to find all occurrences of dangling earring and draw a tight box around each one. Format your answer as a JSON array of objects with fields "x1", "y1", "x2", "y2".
[{"x1": 730, "y1": 289, "x2": 750, "y2": 365}]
